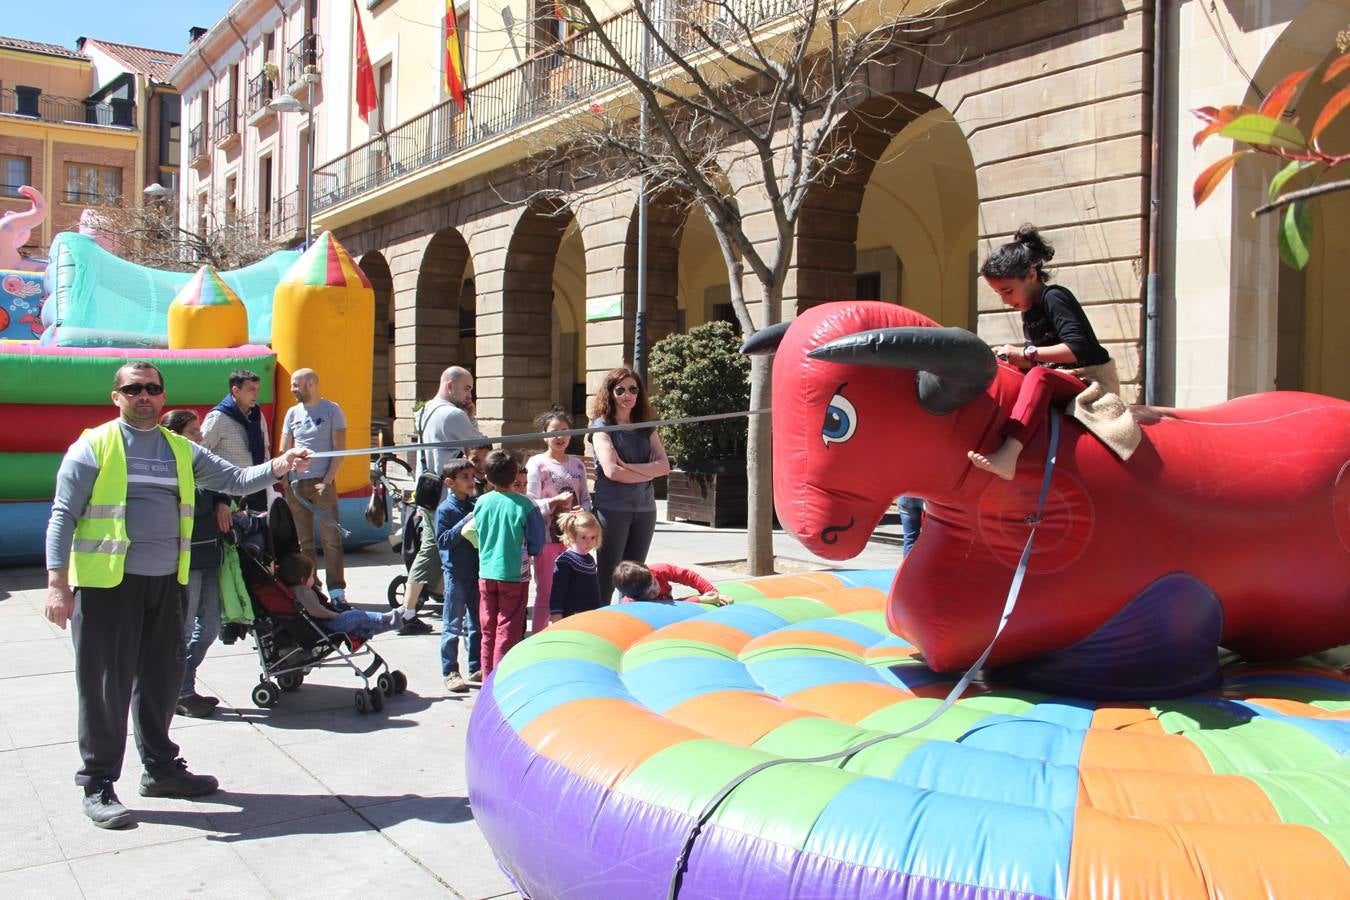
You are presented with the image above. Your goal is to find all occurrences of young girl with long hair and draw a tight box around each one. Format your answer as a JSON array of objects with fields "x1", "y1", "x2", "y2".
[{"x1": 526, "y1": 407, "x2": 590, "y2": 633}]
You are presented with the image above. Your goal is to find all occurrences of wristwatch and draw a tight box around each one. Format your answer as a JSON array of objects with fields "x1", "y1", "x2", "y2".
[{"x1": 1024, "y1": 344, "x2": 1039, "y2": 363}]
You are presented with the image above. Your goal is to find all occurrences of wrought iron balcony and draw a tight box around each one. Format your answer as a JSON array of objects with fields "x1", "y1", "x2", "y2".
[
  {"x1": 246, "y1": 71, "x2": 275, "y2": 118},
  {"x1": 188, "y1": 122, "x2": 209, "y2": 165},
  {"x1": 0, "y1": 86, "x2": 136, "y2": 128},
  {"x1": 213, "y1": 95, "x2": 239, "y2": 145},
  {"x1": 313, "y1": 0, "x2": 798, "y2": 212},
  {"x1": 263, "y1": 189, "x2": 300, "y2": 240},
  {"x1": 285, "y1": 33, "x2": 321, "y2": 89}
]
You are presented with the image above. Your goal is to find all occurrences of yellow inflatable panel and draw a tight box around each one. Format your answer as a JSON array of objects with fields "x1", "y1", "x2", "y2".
[
  {"x1": 167, "y1": 266, "x2": 249, "y2": 349},
  {"x1": 270, "y1": 233, "x2": 374, "y2": 494}
]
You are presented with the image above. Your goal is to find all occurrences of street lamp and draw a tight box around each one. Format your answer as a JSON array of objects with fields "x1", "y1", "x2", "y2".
[{"x1": 269, "y1": 91, "x2": 314, "y2": 247}]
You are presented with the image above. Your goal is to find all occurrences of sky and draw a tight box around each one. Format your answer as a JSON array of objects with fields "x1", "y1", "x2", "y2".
[{"x1": 6, "y1": 1, "x2": 234, "y2": 55}]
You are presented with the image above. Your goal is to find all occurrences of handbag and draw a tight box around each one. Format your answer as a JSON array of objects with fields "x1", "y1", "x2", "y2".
[
  {"x1": 412, "y1": 400, "x2": 446, "y2": 509},
  {"x1": 364, "y1": 483, "x2": 388, "y2": 528}
]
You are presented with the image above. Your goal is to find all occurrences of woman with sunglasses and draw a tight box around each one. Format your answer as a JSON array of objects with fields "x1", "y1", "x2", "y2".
[{"x1": 589, "y1": 367, "x2": 670, "y2": 603}]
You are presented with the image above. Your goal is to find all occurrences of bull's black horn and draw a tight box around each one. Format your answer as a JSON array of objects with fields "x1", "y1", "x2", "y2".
[
  {"x1": 808, "y1": 326, "x2": 996, "y2": 415},
  {"x1": 740, "y1": 321, "x2": 791, "y2": 356}
]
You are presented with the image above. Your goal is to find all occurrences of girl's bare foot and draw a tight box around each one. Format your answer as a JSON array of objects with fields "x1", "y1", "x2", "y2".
[{"x1": 968, "y1": 438, "x2": 1023, "y2": 480}]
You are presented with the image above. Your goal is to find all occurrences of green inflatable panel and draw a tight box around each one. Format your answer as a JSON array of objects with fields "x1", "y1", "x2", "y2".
[
  {"x1": 1, "y1": 453, "x2": 61, "y2": 501},
  {"x1": 0, "y1": 349, "x2": 275, "y2": 406}
]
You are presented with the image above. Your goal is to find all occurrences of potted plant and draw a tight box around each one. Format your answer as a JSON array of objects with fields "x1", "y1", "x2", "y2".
[{"x1": 648, "y1": 320, "x2": 751, "y2": 527}]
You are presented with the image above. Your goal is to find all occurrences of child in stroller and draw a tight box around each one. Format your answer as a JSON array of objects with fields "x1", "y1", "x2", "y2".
[
  {"x1": 279, "y1": 555, "x2": 402, "y2": 638},
  {"x1": 241, "y1": 498, "x2": 407, "y2": 714}
]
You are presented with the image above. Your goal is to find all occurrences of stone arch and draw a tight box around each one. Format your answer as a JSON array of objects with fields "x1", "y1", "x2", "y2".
[
  {"x1": 1235, "y1": 1, "x2": 1350, "y2": 400},
  {"x1": 357, "y1": 250, "x2": 395, "y2": 444},
  {"x1": 791, "y1": 92, "x2": 960, "y2": 314},
  {"x1": 623, "y1": 189, "x2": 690, "y2": 357},
  {"x1": 412, "y1": 228, "x2": 473, "y2": 407},
  {"x1": 623, "y1": 171, "x2": 740, "y2": 361},
  {"x1": 500, "y1": 198, "x2": 582, "y2": 432}
]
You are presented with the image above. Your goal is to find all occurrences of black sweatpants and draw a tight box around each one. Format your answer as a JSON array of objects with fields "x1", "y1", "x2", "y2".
[
  {"x1": 594, "y1": 508, "x2": 657, "y2": 604},
  {"x1": 72, "y1": 573, "x2": 186, "y2": 786}
]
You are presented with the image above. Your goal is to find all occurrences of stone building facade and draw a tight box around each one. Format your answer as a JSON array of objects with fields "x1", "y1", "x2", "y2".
[{"x1": 270, "y1": 0, "x2": 1346, "y2": 445}]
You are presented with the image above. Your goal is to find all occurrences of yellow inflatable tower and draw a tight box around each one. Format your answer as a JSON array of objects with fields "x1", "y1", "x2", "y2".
[
  {"x1": 167, "y1": 266, "x2": 249, "y2": 349},
  {"x1": 270, "y1": 232, "x2": 374, "y2": 494}
]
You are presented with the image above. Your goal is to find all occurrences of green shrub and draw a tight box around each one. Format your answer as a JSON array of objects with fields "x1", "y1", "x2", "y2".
[{"x1": 648, "y1": 320, "x2": 750, "y2": 467}]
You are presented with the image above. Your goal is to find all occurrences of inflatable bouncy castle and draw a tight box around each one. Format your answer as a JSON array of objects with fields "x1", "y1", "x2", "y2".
[
  {"x1": 467, "y1": 301, "x2": 1349, "y2": 898},
  {"x1": 0, "y1": 224, "x2": 386, "y2": 566}
]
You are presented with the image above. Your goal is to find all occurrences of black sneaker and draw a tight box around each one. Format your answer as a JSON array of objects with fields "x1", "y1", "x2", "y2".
[
  {"x1": 398, "y1": 616, "x2": 432, "y2": 635},
  {"x1": 139, "y1": 758, "x2": 218, "y2": 798},
  {"x1": 83, "y1": 780, "x2": 134, "y2": 829},
  {"x1": 175, "y1": 694, "x2": 217, "y2": 718}
]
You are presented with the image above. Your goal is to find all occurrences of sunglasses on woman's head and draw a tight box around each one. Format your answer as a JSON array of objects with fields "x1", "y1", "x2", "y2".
[
  {"x1": 116, "y1": 383, "x2": 164, "y2": 396},
  {"x1": 613, "y1": 385, "x2": 640, "y2": 396}
]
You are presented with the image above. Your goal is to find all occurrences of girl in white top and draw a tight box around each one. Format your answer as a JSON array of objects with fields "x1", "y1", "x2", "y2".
[{"x1": 526, "y1": 408, "x2": 591, "y2": 634}]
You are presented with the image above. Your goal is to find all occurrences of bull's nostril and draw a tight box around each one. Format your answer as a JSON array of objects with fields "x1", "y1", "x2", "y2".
[{"x1": 820, "y1": 518, "x2": 855, "y2": 545}]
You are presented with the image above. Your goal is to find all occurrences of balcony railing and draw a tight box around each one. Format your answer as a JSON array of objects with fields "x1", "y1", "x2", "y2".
[
  {"x1": 314, "y1": 0, "x2": 799, "y2": 211},
  {"x1": 285, "y1": 33, "x2": 321, "y2": 87},
  {"x1": 247, "y1": 71, "x2": 275, "y2": 117},
  {"x1": 213, "y1": 95, "x2": 239, "y2": 144},
  {"x1": 261, "y1": 189, "x2": 300, "y2": 239},
  {"x1": 188, "y1": 122, "x2": 208, "y2": 161},
  {"x1": 0, "y1": 86, "x2": 135, "y2": 128}
]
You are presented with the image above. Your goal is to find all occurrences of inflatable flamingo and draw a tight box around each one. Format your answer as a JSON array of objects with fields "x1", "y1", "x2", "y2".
[{"x1": 0, "y1": 186, "x2": 47, "y2": 271}]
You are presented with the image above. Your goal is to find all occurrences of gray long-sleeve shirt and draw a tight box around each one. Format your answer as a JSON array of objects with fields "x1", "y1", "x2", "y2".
[
  {"x1": 414, "y1": 398, "x2": 486, "y2": 485},
  {"x1": 46, "y1": 420, "x2": 279, "y2": 575}
]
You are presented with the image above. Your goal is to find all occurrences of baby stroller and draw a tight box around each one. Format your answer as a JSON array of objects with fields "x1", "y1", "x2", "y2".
[
  {"x1": 375, "y1": 453, "x2": 444, "y2": 611},
  {"x1": 237, "y1": 497, "x2": 407, "y2": 714}
]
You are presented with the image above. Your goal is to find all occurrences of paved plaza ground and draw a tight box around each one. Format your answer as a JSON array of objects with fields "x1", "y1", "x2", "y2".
[{"x1": 0, "y1": 506, "x2": 904, "y2": 899}]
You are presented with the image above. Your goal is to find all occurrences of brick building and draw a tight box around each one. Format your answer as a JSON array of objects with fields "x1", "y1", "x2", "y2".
[{"x1": 0, "y1": 34, "x2": 181, "y2": 258}]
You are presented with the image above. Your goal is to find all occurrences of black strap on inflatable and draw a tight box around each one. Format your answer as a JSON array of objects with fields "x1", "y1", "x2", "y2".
[{"x1": 666, "y1": 410, "x2": 1062, "y2": 900}]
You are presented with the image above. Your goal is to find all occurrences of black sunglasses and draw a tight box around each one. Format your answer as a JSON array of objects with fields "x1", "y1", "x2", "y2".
[
  {"x1": 613, "y1": 385, "x2": 640, "y2": 396},
  {"x1": 116, "y1": 383, "x2": 164, "y2": 397}
]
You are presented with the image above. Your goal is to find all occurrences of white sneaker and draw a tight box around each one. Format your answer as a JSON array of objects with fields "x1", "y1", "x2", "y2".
[{"x1": 443, "y1": 672, "x2": 469, "y2": 693}]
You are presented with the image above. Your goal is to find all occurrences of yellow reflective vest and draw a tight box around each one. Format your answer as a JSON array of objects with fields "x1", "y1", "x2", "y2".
[{"x1": 69, "y1": 420, "x2": 196, "y2": 588}]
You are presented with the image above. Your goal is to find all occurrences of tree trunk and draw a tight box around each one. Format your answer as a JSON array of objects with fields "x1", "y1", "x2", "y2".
[{"x1": 746, "y1": 354, "x2": 774, "y2": 575}]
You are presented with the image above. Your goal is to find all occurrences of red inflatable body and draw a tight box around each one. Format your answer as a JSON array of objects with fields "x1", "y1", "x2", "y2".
[{"x1": 753, "y1": 302, "x2": 1350, "y2": 692}]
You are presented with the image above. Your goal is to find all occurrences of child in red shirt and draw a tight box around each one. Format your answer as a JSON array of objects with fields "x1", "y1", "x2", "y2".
[{"x1": 611, "y1": 560, "x2": 730, "y2": 605}]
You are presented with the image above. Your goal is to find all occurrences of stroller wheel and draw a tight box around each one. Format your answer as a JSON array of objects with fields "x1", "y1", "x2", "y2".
[
  {"x1": 252, "y1": 681, "x2": 280, "y2": 708},
  {"x1": 367, "y1": 686, "x2": 385, "y2": 712},
  {"x1": 376, "y1": 672, "x2": 394, "y2": 696},
  {"x1": 354, "y1": 689, "x2": 370, "y2": 714},
  {"x1": 387, "y1": 575, "x2": 408, "y2": 609},
  {"x1": 277, "y1": 673, "x2": 303, "y2": 692},
  {"x1": 391, "y1": 670, "x2": 408, "y2": 694}
]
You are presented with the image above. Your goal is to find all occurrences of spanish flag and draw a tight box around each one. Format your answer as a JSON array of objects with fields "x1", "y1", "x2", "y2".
[{"x1": 444, "y1": 1, "x2": 465, "y2": 110}]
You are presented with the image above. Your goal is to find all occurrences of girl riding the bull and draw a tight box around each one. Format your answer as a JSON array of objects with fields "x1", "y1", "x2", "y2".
[{"x1": 968, "y1": 225, "x2": 1120, "y2": 480}]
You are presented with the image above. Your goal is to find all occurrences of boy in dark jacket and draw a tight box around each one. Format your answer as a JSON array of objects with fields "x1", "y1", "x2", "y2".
[{"x1": 435, "y1": 459, "x2": 482, "y2": 692}]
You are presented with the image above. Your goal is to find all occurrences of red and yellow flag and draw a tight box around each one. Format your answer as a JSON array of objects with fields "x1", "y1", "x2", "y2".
[
  {"x1": 444, "y1": 1, "x2": 466, "y2": 110},
  {"x1": 352, "y1": 0, "x2": 378, "y2": 123}
]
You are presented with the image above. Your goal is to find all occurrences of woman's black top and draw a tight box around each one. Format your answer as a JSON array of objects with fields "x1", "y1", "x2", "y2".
[{"x1": 1022, "y1": 284, "x2": 1110, "y2": 367}]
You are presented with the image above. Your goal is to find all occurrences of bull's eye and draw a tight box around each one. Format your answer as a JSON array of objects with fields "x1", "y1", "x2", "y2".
[{"x1": 822, "y1": 390, "x2": 857, "y2": 447}]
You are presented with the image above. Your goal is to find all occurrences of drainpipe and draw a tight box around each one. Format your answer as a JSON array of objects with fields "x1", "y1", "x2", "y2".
[
  {"x1": 633, "y1": 4, "x2": 653, "y2": 379},
  {"x1": 1144, "y1": 0, "x2": 1167, "y2": 405}
]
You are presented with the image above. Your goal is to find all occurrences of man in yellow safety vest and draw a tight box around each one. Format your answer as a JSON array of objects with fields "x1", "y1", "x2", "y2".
[{"x1": 44, "y1": 360, "x2": 313, "y2": 829}]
